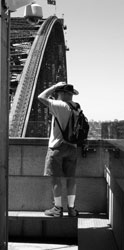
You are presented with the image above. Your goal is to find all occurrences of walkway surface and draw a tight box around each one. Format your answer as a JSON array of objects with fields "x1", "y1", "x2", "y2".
[
  {"x1": 8, "y1": 243, "x2": 78, "y2": 250},
  {"x1": 78, "y1": 216, "x2": 118, "y2": 250}
]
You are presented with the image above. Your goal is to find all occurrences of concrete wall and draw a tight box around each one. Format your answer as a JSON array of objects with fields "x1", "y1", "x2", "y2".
[
  {"x1": 9, "y1": 138, "x2": 108, "y2": 213},
  {"x1": 105, "y1": 139, "x2": 124, "y2": 250}
]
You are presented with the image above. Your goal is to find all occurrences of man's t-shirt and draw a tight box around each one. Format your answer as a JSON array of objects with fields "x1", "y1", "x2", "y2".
[{"x1": 48, "y1": 99, "x2": 76, "y2": 148}]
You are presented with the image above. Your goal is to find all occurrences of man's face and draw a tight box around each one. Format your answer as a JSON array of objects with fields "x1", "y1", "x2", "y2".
[{"x1": 56, "y1": 91, "x2": 64, "y2": 100}]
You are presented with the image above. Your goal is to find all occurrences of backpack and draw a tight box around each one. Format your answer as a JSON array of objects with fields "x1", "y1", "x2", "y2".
[{"x1": 55, "y1": 102, "x2": 89, "y2": 146}]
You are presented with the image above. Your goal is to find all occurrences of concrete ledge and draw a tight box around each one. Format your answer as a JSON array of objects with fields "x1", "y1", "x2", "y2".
[
  {"x1": 9, "y1": 137, "x2": 49, "y2": 146},
  {"x1": 9, "y1": 211, "x2": 75, "y2": 219},
  {"x1": 9, "y1": 138, "x2": 103, "y2": 146},
  {"x1": 105, "y1": 139, "x2": 124, "y2": 152},
  {"x1": 78, "y1": 215, "x2": 117, "y2": 250},
  {"x1": 8, "y1": 243, "x2": 78, "y2": 250},
  {"x1": 8, "y1": 211, "x2": 78, "y2": 243}
]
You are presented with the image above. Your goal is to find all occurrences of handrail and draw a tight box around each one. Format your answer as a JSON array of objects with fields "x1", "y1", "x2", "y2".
[
  {"x1": 9, "y1": 16, "x2": 58, "y2": 137},
  {"x1": 104, "y1": 139, "x2": 124, "y2": 152}
]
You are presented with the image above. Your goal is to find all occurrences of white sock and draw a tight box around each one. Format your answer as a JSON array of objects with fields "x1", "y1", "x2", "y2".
[
  {"x1": 67, "y1": 195, "x2": 76, "y2": 208},
  {"x1": 54, "y1": 196, "x2": 62, "y2": 207}
]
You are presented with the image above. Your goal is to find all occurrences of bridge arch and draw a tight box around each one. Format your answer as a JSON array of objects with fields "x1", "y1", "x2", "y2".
[{"x1": 9, "y1": 16, "x2": 67, "y2": 137}]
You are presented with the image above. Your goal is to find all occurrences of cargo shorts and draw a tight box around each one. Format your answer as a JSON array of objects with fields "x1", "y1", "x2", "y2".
[{"x1": 44, "y1": 142, "x2": 77, "y2": 177}]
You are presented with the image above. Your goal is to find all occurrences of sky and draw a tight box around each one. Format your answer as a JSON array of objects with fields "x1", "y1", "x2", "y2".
[{"x1": 12, "y1": 0, "x2": 124, "y2": 121}]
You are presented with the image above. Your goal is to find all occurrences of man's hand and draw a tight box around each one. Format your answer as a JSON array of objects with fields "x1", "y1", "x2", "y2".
[{"x1": 54, "y1": 82, "x2": 67, "y2": 89}]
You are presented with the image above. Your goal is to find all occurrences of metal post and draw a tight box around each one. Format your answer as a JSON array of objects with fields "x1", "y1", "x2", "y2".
[{"x1": 0, "y1": 1, "x2": 9, "y2": 249}]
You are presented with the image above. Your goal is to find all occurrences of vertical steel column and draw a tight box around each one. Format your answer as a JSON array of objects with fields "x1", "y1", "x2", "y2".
[{"x1": 0, "y1": 2, "x2": 9, "y2": 249}]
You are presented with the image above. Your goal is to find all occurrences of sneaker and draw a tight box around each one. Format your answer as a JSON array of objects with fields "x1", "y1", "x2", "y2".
[
  {"x1": 44, "y1": 206, "x2": 63, "y2": 217},
  {"x1": 68, "y1": 206, "x2": 78, "y2": 217}
]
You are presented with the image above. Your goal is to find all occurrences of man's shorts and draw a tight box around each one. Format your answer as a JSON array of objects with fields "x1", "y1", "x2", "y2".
[{"x1": 44, "y1": 142, "x2": 77, "y2": 177}]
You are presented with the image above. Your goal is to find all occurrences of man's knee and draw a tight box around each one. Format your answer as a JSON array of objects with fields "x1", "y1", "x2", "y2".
[{"x1": 52, "y1": 177, "x2": 62, "y2": 186}]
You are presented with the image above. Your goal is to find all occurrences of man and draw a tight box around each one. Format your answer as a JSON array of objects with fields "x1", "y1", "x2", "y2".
[{"x1": 38, "y1": 82, "x2": 79, "y2": 217}]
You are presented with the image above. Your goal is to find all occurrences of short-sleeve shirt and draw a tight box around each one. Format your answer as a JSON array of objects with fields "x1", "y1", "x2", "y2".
[{"x1": 48, "y1": 99, "x2": 76, "y2": 148}]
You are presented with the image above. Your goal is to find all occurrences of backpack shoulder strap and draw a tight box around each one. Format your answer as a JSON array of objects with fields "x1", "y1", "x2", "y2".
[
  {"x1": 54, "y1": 117, "x2": 64, "y2": 136},
  {"x1": 66, "y1": 101, "x2": 80, "y2": 111},
  {"x1": 54, "y1": 103, "x2": 73, "y2": 138}
]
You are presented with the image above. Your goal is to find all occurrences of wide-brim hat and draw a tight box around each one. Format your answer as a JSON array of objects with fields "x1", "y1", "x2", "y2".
[{"x1": 55, "y1": 84, "x2": 79, "y2": 95}]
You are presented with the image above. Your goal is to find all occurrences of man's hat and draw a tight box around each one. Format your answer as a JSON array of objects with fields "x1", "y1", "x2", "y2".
[{"x1": 55, "y1": 84, "x2": 79, "y2": 95}]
